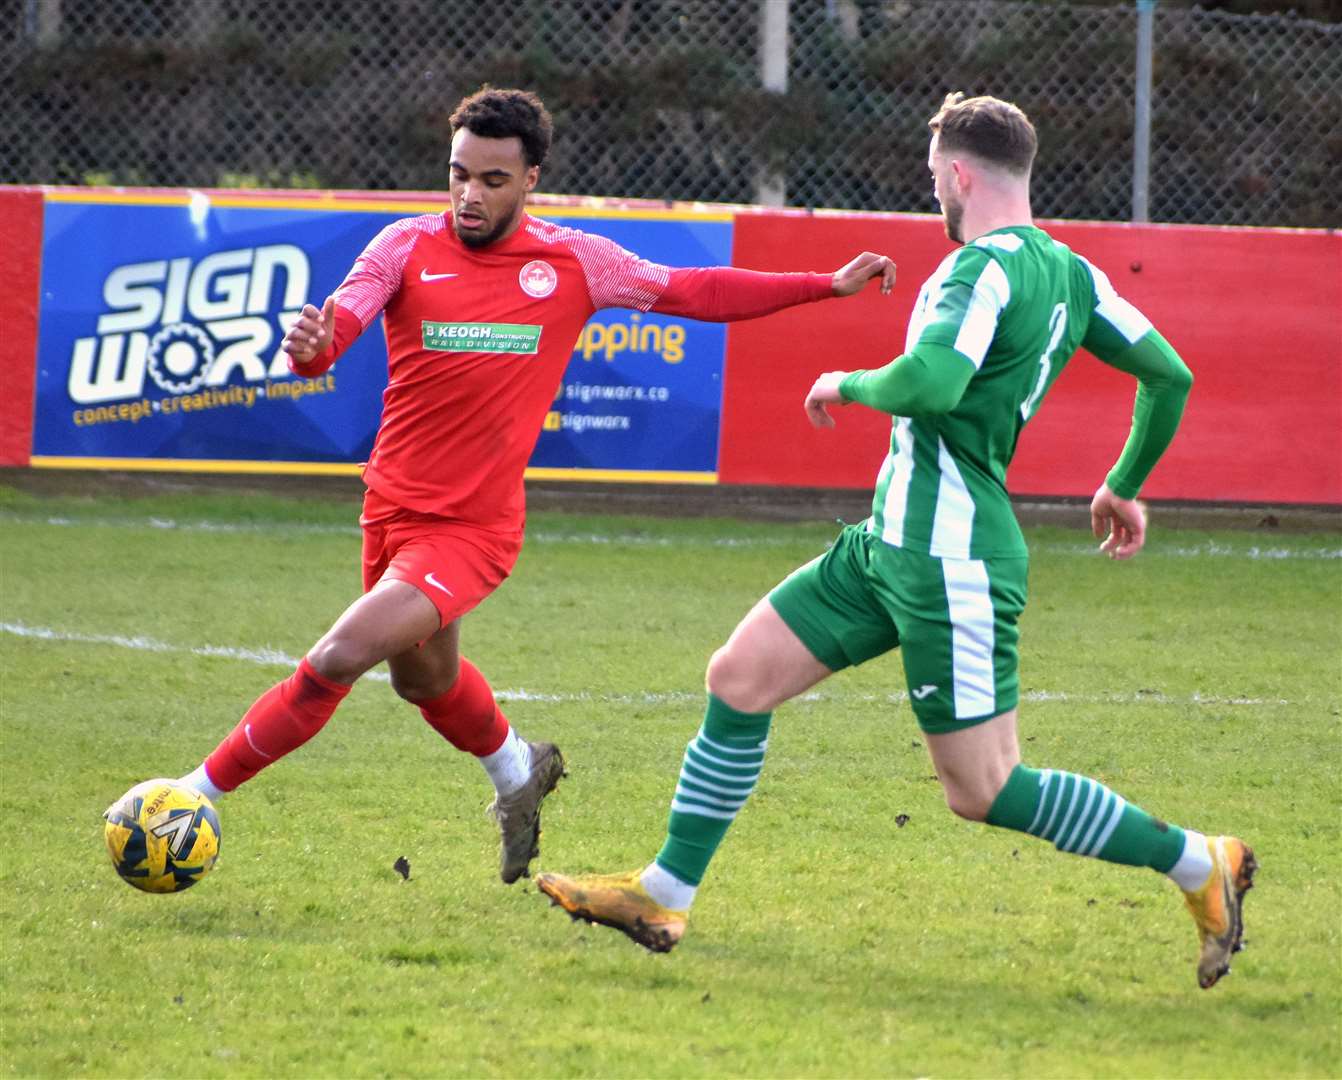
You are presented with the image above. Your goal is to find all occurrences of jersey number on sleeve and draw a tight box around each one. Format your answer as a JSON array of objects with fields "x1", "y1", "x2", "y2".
[{"x1": 1021, "y1": 302, "x2": 1068, "y2": 422}]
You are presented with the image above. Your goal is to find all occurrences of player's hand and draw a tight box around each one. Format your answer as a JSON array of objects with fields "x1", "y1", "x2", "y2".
[
  {"x1": 804, "y1": 370, "x2": 851, "y2": 428},
  {"x1": 282, "y1": 297, "x2": 336, "y2": 364},
  {"x1": 1090, "y1": 482, "x2": 1147, "y2": 560},
  {"x1": 831, "y1": 252, "x2": 896, "y2": 297}
]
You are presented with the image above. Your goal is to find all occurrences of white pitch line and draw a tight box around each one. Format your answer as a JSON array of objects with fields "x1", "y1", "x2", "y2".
[
  {"x1": 0, "y1": 621, "x2": 319, "y2": 674},
  {"x1": 0, "y1": 621, "x2": 1290, "y2": 708},
  {"x1": 2, "y1": 512, "x2": 1339, "y2": 558},
  {"x1": 8, "y1": 514, "x2": 362, "y2": 538}
]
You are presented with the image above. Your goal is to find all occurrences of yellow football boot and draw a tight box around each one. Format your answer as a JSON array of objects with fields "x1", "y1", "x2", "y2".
[
  {"x1": 1182, "y1": 836, "x2": 1258, "y2": 989},
  {"x1": 537, "y1": 869, "x2": 688, "y2": 953}
]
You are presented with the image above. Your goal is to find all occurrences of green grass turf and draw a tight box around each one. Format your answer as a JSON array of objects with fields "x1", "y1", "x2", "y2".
[{"x1": 1, "y1": 485, "x2": 1339, "y2": 1078}]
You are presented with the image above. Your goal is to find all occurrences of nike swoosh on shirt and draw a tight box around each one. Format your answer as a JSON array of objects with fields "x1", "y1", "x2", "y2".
[
  {"x1": 424, "y1": 572, "x2": 455, "y2": 596},
  {"x1": 420, "y1": 269, "x2": 459, "y2": 282}
]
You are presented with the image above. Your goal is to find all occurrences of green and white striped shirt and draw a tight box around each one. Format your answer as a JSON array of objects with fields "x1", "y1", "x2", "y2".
[{"x1": 857, "y1": 225, "x2": 1174, "y2": 559}]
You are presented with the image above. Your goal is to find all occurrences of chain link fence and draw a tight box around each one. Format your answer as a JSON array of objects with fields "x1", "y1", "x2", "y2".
[{"x1": 5, "y1": 0, "x2": 1339, "y2": 227}]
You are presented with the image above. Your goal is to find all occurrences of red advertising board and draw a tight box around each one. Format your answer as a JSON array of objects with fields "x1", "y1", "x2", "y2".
[
  {"x1": 0, "y1": 188, "x2": 43, "y2": 467},
  {"x1": 725, "y1": 211, "x2": 1341, "y2": 505}
]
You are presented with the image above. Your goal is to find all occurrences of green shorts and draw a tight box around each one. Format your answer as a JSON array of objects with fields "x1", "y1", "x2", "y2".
[{"x1": 768, "y1": 524, "x2": 1028, "y2": 734}]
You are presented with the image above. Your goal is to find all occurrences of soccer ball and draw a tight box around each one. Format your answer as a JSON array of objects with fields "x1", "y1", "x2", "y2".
[{"x1": 103, "y1": 779, "x2": 221, "y2": 893}]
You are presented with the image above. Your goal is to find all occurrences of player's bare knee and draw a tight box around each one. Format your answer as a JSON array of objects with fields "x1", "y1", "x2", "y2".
[
  {"x1": 941, "y1": 781, "x2": 993, "y2": 822},
  {"x1": 943, "y1": 790, "x2": 990, "y2": 822},
  {"x1": 307, "y1": 635, "x2": 375, "y2": 686},
  {"x1": 389, "y1": 663, "x2": 458, "y2": 703},
  {"x1": 388, "y1": 671, "x2": 427, "y2": 702},
  {"x1": 705, "y1": 645, "x2": 771, "y2": 713},
  {"x1": 703, "y1": 644, "x2": 735, "y2": 696}
]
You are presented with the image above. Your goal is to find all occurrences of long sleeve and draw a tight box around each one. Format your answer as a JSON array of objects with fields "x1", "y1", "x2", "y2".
[
  {"x1": 1075, "y1": 255, "x2": 1193, "y2": 498},
  {"x1": 838, "y1": 343, "x2": 975, "y2": 416},
  {"x1": 289, "y1": 215, "x2": 439, "y2": 377},
  {"x1": 1087, "y1": 327, "x2": 1194, "y2": 498},
  {"x1": 651, "y1": 266, "x2": 834, "y2": 321},
  {"x1": 567, "y1": 225, "x2": 832, "y2": 320}
]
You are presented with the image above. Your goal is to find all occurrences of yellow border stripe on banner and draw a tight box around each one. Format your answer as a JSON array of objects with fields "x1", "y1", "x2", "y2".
[
  {"x1": 524, "y1": 467, "x2": 718, "y2": 485},
  {"x1": 29, "y1": 456, "x2": 718, "y2": 485},
  {"x1": 29, "y1": 456, "x2": 364, "y2": 476},
  {"x1": 41, "y1": 190, "x2": 732, "y2": 222}
]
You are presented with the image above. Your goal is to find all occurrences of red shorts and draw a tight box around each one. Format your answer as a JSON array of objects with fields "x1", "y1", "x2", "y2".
[{"x1": 359, "y1": 490, "x2": 523, "y2": 628}]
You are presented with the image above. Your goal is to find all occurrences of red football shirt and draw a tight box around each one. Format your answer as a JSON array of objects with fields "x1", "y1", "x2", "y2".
[{"x1": 292, "y1": 212, "x2": 832, "y2": 532}]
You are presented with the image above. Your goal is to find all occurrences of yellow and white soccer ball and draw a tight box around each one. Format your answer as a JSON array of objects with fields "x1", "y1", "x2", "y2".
[{"x1": 104, "y1": 779, "x2": 221, "y2": 893}]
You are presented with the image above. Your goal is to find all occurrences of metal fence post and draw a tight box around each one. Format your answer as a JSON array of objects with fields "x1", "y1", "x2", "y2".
[
  {"x1": 1132, "y1": 0, "x2": 1155, "y2": 222},
  {"x1": 828, "y1": 0, "x2": 859, "y2": 42},
  {"x1": 22, "y1": 0, "x2": 62, "y2": 182},
  {"x1": 757, "y1": 0, "x2": 788, "y2": 207},
  {"x1": 23, "y1": 0, "x2": 61, "y2": 44}
]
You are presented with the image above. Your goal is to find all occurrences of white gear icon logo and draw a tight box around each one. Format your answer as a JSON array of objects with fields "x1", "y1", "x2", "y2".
[{"x1": 147, "y1": 323, "x2": 216, "y2": 394}]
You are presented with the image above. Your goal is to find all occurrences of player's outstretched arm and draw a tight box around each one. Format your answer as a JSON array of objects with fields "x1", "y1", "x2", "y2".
[
  {"x1": 644, "y1": 252, "x2": 895, "y2": 322},
  {"x1": 1090, "y1": 482, "x2": 1146, "y2": 560},
  {"x1": 830, "y1": 251, "x2": 896, "y2": 297},
  {"x1": 282, "y1": 297, "x2": 336, "y2": 366}
]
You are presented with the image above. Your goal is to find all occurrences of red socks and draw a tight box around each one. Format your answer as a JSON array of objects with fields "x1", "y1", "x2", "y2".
[
  {"x1": 204, "y1": 658, "x2": 351, "y2": 792},
  {"x1": 415, "y1": 658, "x2": 509, "y2": 756},
  {"x1": 202, "y1": 656, "x2": 505, "y2": 792}
]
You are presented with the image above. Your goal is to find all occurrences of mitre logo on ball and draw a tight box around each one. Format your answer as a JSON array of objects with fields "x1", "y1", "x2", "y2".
[
  {"x1": 103, "y1": 779, "x2": 221, "y2": 893},
  {"x1": 519, "y1": 260, "x2": 558, "y2": 298}
]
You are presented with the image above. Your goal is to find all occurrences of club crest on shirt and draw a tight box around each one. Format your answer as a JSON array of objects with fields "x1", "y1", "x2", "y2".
[{"x1": 519, "y1": 260, "x2": 558, "y2": 298}]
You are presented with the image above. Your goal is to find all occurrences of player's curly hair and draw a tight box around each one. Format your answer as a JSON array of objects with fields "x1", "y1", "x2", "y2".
[
  {"x1": 928, "y1": 93, "x2": 1037, "y2": 176},
  {"x1": 450, "y1": 87, "x2": 554, "y2": 168}
]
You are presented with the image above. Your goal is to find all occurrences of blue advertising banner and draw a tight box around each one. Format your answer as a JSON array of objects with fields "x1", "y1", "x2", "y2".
[
  {"x1": 31, "y1": 193, "x2": 732, "y2": 481},
  {"x1": 529, "y1": 214, "x2": 730, "y2": 478},
  {"x1": 33, "y1": 196, "x2": 389, "y2": 470}
]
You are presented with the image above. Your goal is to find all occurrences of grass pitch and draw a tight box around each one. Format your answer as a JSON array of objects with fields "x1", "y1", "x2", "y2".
[{"x1": 1, "y1": 484, "x2": 1339, "y2": 1078}]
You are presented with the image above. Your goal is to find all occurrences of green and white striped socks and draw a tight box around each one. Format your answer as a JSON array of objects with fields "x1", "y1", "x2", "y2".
[
  {"x1": 986, "y1": 764, "x2": 1212, "y2": 890},
  {"x1": 644, "y1": 719, "x2": 1217, "y2": 912},
  {"x1": 645, "y1": 695, "x2": 771, "y2": 909}
]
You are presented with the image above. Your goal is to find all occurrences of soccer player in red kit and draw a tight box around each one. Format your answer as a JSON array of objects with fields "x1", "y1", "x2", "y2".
[{"x1": 169, "y1": 87, "x2": 897, "y2": 884}]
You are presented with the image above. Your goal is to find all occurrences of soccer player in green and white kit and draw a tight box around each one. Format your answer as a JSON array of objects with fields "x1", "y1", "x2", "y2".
[{"x1": 537, "y1": 93, "x2": 1256, "y2": 989}]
